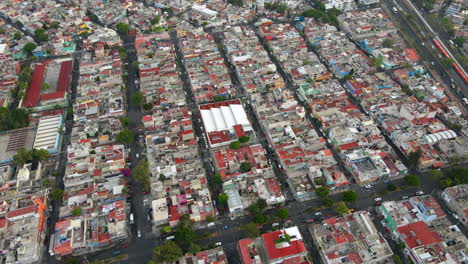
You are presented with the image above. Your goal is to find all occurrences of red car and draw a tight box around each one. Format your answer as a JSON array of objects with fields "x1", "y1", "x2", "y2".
[{"x1": 121, "y1": 244, "x2": 129, "y2": 248}]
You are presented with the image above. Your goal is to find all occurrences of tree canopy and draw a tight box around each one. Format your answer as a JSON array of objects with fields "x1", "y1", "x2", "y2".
[
  {"x1": 132, "y1": 159, "x2": 150, "y2": 191},
  {"x1": 335, "y1": 201, "x2": 350, "y2": 216},
  {"x1": 315, "y1": 186, "x2": 330, "y2": 198},
  {"x1": 342, "y1": 190, "x2": 358, "y2": 202},
  {"x1": 238, "y1": 135, "x2": 250, "y2": 143},
  {"x1": 241, "y1": 223, "x2": 260, "y2": 238},
  {"x1": 407, "y1": 148, "x2": 422, "y2": 168},
  {"x1": 0, "y1": 107, "x2": 29, "y2": 132},
  {"x1": 276, "y1": 208, "x2": 289, "y2": 220},
  {"x1": 218, "y1": 193, "x2": 229, "y2": 205},
  {"x1": 248, "y1": 198, "x2": 267, "y2": 214},
  {"x1": 229, "y1": 141, "x2": 241, "y2": 149},
  {"x1": 131, "y1": 91, "x2": 145, "y2": 106},
  {"x1": 116, "y1": 23, "x2": 131, "y2": 34},
  {"x1": 322, "y1": 197, "x2": 334, "y2": 207},
  {"x1": 404, "y1": 174, "x2": 421, "y2": 186},
  {"x1": 116, "y1": 129, "x2": 135, "y2": 145},
  {"x1": 50, "y1": 188, "x2": 65, "y2": 201},
  {"x1": 240, "y1": 162, "x2": 252, "y2": 172},
  {"x1": 150, "y1": 15, "x2": 161, "y2": 25},
  {"x1": 175, "y1": 214, "x2": 197, "y2": 247},
  {"x1": 71, "y1": 207, "x2": 82, "y2": 216},
  {"x1": 34, "y1": 28, "x2": 48, "y2": 42},
  {"x1": 152, "y1": 241, "x2": 183, "y2": 263}
]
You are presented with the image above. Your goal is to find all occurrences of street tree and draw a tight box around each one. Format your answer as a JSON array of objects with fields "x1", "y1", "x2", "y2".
[
  {"x1": 115, "y1": 23, "x2": 130, "y2": 34},
  {"x1": 218, "y1": 193, "x2": 229, "y2": 205},
  {"x1": 335, "y1": 201, "x2": 350, "y2": 216},
  {"x1": 212, "y1": 173, "x2": 223, "y2": 184},
  {"x1": 441, "y1": 57, "x2": 455, "y2": 68},
  {"x1": 34, "y1": 28, "x2": 48, "y2": 42},
  {"x1": 119, "y1": 117, "x2": 130, "y2": 127},
  {"x1": 369, "y1": 56, "x2": 384, "y2": 68},
  {"x1": 13, "y1": 32, "x2": 22, "y2": 40},
  {"x1": 188, "y1": 243, "x2": 201, "y2": 254},
  {"x1": 407, "y1": 148, "x2": 422, "y2": 168},
  {"x1": 404, "y1": 174, "x2": 421, "y2": 186},
  {"x1": 302, "y1": 9, "x2": 323, "y2": 19},
  {"x1": 276, "y1": 208, "x2": 289, "y2": 220},
  {"x1": 50, "y1": 188, "x2": 65, "y2": 201},
  {"x1": 428, "y1": 169, "x2": 443, "y2": 180},
  {"x1": 132, "y1": 159, "x2": 150, "y2": 191},
  {"x1": 254, "y1": 214, "x2": 269, "y2": 225},
  {"x1": 23, "y1": 42, "x2": 37, "y2": 55},
  {"x1": 116, "y1": 129, "x2": 135, "y2": 145},
  {"x1": 454, "y1": 36, "x2": 466, "y2": 47},
  {"x1": 342, "y1": 190, "x2": 358, "y2": 202},
  {"x1": 387, "y1": 183, "x2": 397, "y2": 191},
  {"x1": 241, "y1": 223, "x2": 260, "y2": 238},
  {"x1": 322, "y1": 197, "x2": 334, "y2": 207},
  {"x1": 315, "y1": 187, "x2": 330, "y2": 198},
  {"x1": 175, "y1": 215, "x2": 197, "y2": 247},
  {"x1": 152, "y1": 241, "x2": 183, "y2": 263},
  {"x1": 131, "y1": 91, "x2": 145, "y2": 106}
]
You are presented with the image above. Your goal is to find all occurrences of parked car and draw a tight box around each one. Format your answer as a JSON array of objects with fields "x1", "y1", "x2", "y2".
[
  {"x1": 375, "y1": 197, "x2": 382, "y2": 202},
  {"x1": 401, "y1": 196, "x2": 409, "y2": 199},
  {"x1": 365, "y1": 184, "x2": 373, "y2": 189},
  {"x1": 137, "y1": 230, "x2": 141, "y2": 238},
  {"x1": 416, "y1": 191, "x2": 424, "y2": 196},
  {"x1": 306, "y1": 219, "x2": 314, "y2": 223},
  {"x1": 121, "y1": 244, "x2": 129, "y2": 248},
  {"x1": 113, "y1": 251, "x2": 121, "y2": 255},
  {"x1": 314, "y1": 212, "x2": 322, "y2": 216},
  {"x1": 214, "y1": 242, "x2": 222, "y2": 246},
  {"x1": 272, "y1": 222, "x2": 280, "y2": 227}
]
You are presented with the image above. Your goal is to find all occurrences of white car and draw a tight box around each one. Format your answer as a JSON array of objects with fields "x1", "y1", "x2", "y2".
[
  {"x1": 365, "y1": 184, "x2": 373, "y2": 189},
  {"x1": 214, "y1": 242, "x2": 222, "y2": 246},
  {"x1": 272, "y1": 222, "x2": 280, "y2": 227},
  {"x1": 416, "y1": 191, "x2": 424, "y2": 196},
  {"x1": 315, "y1": 212, "x2": 322, "y2": 216},
  {"x1": 375, "y1": 197, "x2": 382, "y2": 202},
  {"x1": 137, "y1": 230, "x2": 141, "y2": 238}
]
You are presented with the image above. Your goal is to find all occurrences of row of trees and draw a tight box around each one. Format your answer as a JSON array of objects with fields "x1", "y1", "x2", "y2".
[
  {"x1": 132, "y1": 159, "x2": 150, "y2": 191},
  {"x1": 12, "y1": 147, "x2": 49, "y2": 165},
  {"x1": 316, "y1": 186, "x2": 357, "y2": 215},
  {"x1": 152, "y1": 214, "x2": 202, "y2": 262}
]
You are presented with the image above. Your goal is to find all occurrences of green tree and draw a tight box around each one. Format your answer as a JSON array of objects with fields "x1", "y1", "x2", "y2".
[
  {"x1": 322, "y1": 197, "x2": 334, "y2": 207},
  {"x1": 240, "y1": 162, "x2": 252, "y2": 172},
  {"x1": 175, "y1": 215, "x2": 197, "y2": 247},
  {"x1": 13, "y1": 31, "x2": 22, "y2": 40},
  {"x1": 238, "y1": 135, "x2": 250, "y2": 143},
  {"x1": 212, "y1": 173, "x2": 223, "y2": 184},
  {"x1": 13, "y1": 147, "x2": 32, "y2": 165},
  {"x1": 116, "y1": 129, "x2": 135, "y2": 145},
  {"x1": 150, "y1": 15, "x2": 161, "y2": 25},
  {"x1": 132, "y1": 61, "x2": 140, "y2": 71},
  {"x1": 34, "y1": 28, "x2": 48, "y2": 42},
  {"x1": 393, "y1": 255, "x2": 403, "y2": 264},
  {"x1": 441, "y1": 57, "x2": 455, "y2": 68},
  {"x1": 382, "y1": 39, "x2": 394, "y2": 48},
  {"x1": 116, "y1": 23, "x2": 131, "y2": 34},
  {"x1": 71, "y1": 207, "x2": 82, "y2": 216},
  {"x1": 276, "y1": 208, "x2": 289, "y2": 220},
  {"x1": 131, "y1": 91, "x2": 145, "y2": 106},
  {"x1": 228, "y1": 0, "x2": 244, "y2": 7},
  {"x1": 229, "y1": 141, "x2": 241, "y2": 149},
  {"x1": 256, "y1": 198, "x2": 267, "y2": 211},
  {"x1": 254, "y1": 214, "x2": 269, "y2": 224},
  {"x1": 387, "y1": 183, "x2": 397, "y2": 191},
  {"x1": 342, "y1": 191, "x2": 358, "y2": 202},
  {"x1": 445, "y1": 166, "x2": 468, "y2": 185},
  {"x1": 428, "y1": 169, "x2": 443, "y2": 180},
  {"x1": 369, "y1": 56, "x2": 384, "y2": 68},
  {"x1": 66, "y1": 107, "x2": 74, "y2": 121},
  {"x1": 218, "y1": 193, "x2": 229, "y2": 205},
  {"x1": 302, "y1": 9, "x2": 323, "y2": 19},
  {"x1": 132, "y1": 159, "x2": 150, "y2": 191},
  {"x1": 454, "y1": 36, "x2": 466, "y2": 47},
  {"x1": 119, "y1": 117, "x2": 130, "y2": 127},
  {"x1": 335, "y1": 201, "x2": 350, "y2": 216},
  {"x1": 241, "y1": 223, "x2": 260, "y2": 238},
  {"x1": 32, "y1": 148, "x2": 50, "y2": 161},
  {"x1": 315, "y1": 187, "x2": 330, "y2": 198},
  {"x1": 276, "y1": 3, "x2": 288, "y2": 13},
  {"x1": 407, "y1": 148, "x2": 422, "y2": 168},
  {"x1": 41, "y1": 83, "x2": 51, "y2": 90},
  {"x1": 188, "y1": 243, "x2": 201, "y2": 254},
  {"x1": 23, "y1": 42, "x2": 37, "y2": 55},
  {"x1": 213, "y1": 95, "x2": 225, "y2": 102},
  {"x1": 42, "y1": 178, "x2": 54, "y2": 188},
  {"x1": 50, "y1": 188, "x2": 65, "y2": 201},
  {"x1": 206, "y1": 215, "x2": 216, "y2": 223},
  {"x1": 440, "y1": 178, "x2": 453, "y2": 188},
  {"x1": 152, "y1": 241, "x2": 183, "y2": 263},
  {"x1": 404, "y1": 174, "x2": 421, "y2": 186}
]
